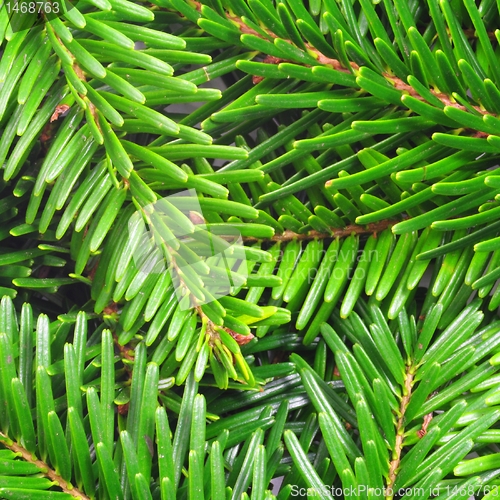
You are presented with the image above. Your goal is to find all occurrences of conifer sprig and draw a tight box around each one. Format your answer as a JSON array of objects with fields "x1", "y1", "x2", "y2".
[{"x1": 1, "y1": 0, "x2": 500, "y2": 498}]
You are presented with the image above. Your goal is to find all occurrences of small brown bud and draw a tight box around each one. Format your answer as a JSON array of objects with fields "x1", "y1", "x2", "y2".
[
  {"x1": 50, "y1": 104, "x2": 70, "y2": 122},
  {"x1": 226, "y1": 328, "x2": 254, "y2": 346}
]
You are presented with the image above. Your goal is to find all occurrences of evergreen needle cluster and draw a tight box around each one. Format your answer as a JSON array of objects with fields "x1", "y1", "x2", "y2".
[{"x1": 1, "y1": 0, "x2": 500, "y2": 498}]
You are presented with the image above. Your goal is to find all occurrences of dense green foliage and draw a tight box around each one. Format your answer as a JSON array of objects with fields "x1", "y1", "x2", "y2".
[{"x1": 2, "y1": 0, "x2": 500, "y2": 498}]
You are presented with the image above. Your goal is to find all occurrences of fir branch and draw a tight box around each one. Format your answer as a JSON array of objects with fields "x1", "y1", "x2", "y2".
[
  {"x1": 243, "y1": 219, "x2": 398, "y2": 242},
  {"x1": 387, "y1": 367, "x2": 414, "y2": 497},
  {"x1": 0, "y1": 431, "x2": 90, "y2": 500},
  {"x1": 189, "y1": 0, "x2": 490, "y2": 117}
]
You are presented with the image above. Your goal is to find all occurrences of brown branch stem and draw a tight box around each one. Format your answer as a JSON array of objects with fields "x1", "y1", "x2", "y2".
[
  {"x1": 386, "y1": 368, "x2": 414, "y2": 498},
  {"x1": 0, "y1": 432, "x2": 90, "y2": 499},
  {"x1": 243, "y1": 218, "x2": 398, "y2": 243}
]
